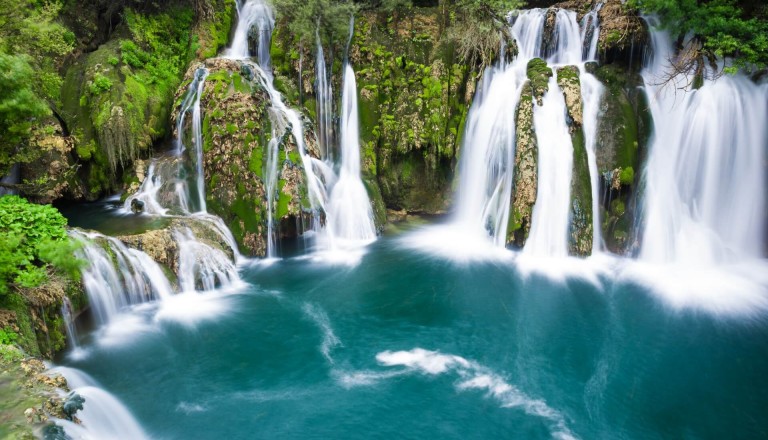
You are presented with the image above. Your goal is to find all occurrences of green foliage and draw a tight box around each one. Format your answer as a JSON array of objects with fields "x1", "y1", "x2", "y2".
[
  {"x1": 0, "y1": 327, "x2": 19, "y2": 345},
  {"x1": 442, "y1": 0, "x2": 525, "y2": 68},
  {"x1": 0, "y1": 52, "x2": 50, "y2": 175},
  {"x1": 0, "y1": 195, "x2": 83, "y2": 296},
  {"x1": 629, "y1": 0, "x2": 768, "y2": 73},
  {"x1": 271, "y1": 0, "x2": 358, "y2": 48},
  {"x1": 619, "y1": 166, "x2": 635, "y2": 185},
  {"x1": 89, "y1": 74, "x2": 113, "y2": 95},
  {"x1": 0, "y1": 0, "x2": 75, "y2": 103}
]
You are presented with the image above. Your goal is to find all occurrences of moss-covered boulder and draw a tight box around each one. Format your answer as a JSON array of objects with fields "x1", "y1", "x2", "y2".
[
  {"x1": 176, "y1": 58, "x2": 314, "y2": 256},
  {"x1": 527, "y1": 58, "x2": 553, "y2": 105},
  {"x1": 509, "y1": 82, "x2": 538, "y2": 248},
  {"x1": 592, "y1": 63, "x2": 651, "y2": 254},
  {"x1": 557, "y1": 65, "x2": 593, "y2": 256}
]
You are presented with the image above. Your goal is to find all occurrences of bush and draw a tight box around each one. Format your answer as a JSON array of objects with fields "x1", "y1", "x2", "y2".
[{"x1": 0, "y1": 195, "x2": 83, "y2": 295}]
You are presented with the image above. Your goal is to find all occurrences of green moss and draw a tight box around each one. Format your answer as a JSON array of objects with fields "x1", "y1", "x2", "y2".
[
  {"x1": 619, "y1": 166, "x2": 635, "y2": 185},
  {"x1": 526, "y1": 58, "x2": 552, "y2": 101}
]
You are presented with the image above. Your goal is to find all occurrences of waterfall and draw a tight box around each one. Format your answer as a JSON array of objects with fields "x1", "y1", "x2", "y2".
[
  {"x1": 176, "y1": 227, "x2": 240, "y2": 292},
  {"x1": 71, "y1": 230, "x2": 174, "y2": 326},
  {"x1": 61, "y1": 297, "x2": 79, "y2": 350},
  {"x1": 125, "y1": 67, "x2": 209, "y2": 215},
  {"x1": 316, "y1": 35, "x2": 334, "y2": 161},
  {"x1": 225, "y1": 0, "x2": 274, "y2": 69},
  {"x1": 580, "y1": 3, "x2": 602, "y2": 61},
  {"x1": 50, "y1": 367, "x2": 149, "y2": 440},
  {"x1": 450, "y1": 8, "x2": 603, "y2": 255},
  {"x1": 325, "y1": 64, "x2": 377, "y2": 245},
  {"x1": 639, "y1": 24, "x2": 768, "y2": 265},
  {"x1": 229, "y1": 2, "x2": 377, "y2": 257},
  {"x1": 451, "y1": 11, "x2": 544, "y2": 247},
  {"x1": 580, "y1": 71, "x2": 604, "y2": 251},
  {"x1": 523, "y1": 74, "x2": 574, "y2": 257}
]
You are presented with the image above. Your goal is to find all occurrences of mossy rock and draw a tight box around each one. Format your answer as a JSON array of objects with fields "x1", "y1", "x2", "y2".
[
  {"x1": 526, "y1": 58, "x2": 553, "y2": 104},
  {"x1": 509, "y1": 82, "x2": 538, "y2": 247}
]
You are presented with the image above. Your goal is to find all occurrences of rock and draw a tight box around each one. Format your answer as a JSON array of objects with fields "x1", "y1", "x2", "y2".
[
  {"x1": 509, "y1": 82, "x2": 538, "y2": 248},
  {"x1": 130, "y1": 199, "x2": 145, "y2": 213}
]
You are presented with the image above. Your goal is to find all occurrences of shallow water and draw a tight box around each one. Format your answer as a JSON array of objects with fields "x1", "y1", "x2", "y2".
[{"x1": 60, "y1": 225, "x2": 768, "y2": 439}]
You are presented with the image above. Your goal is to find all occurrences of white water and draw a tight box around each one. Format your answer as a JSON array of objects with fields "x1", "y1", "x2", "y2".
[
  {"x1": 176, "y1": 226, "x2": 240, "y2": 292},
  {"x1": 639, "y1": 24, "x2": 768, "y2": 265},
  {"x1": 450, "y1": 11, "x2": 546, "y2": 248},
  {"x1": 420, "y1": 8, "x2": 603, "y2": 257},
  {"x1": 61, "y1": 297, "x2": 79, "y2": 350},
  {"x1": 523, "y1": 74, "x2": 574, "y2": 257},
  {"x1": 316, "y1": 35, "x2": 334, "y2": 161},
  {"x1": 51, "y1": 367, "x2": 149, "y2": 440},
  {"x1": 225, "y1": 0, "x2": 274, "y2": 69},
  {"x1": 325, "y1": 64, "x2": 377, "y2": 245},
  {"x1": 228, "y1": 4, "x2": 376, "y2": 258},
  {"x1": 71, "y1": 230, "x2": 173, "y2": 326},
  {"x1": 125, "y1": 67, "x2": 209, "y2": 215}
]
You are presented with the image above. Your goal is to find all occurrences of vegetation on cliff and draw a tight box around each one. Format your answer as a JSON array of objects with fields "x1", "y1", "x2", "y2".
[{"x1": 630, "y1": 0, "x2": 768, "y2": 78}]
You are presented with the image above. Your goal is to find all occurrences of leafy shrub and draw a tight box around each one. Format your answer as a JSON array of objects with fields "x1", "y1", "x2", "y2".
[{"x1": 0, "y1": 195, "x2": 83, "y2": 295}]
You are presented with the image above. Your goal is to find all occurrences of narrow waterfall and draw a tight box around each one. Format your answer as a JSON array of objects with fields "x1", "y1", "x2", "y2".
[
  {"x1": 452, "y1": 11, "x2": 545, "y2": 246},
  {"x1": 225, "y1": 0, "x2": 274, "y2": 68},
  {"x1": 125, "y1": 67, "x2": 209, "y2": 215},
  {"x1": 61, "y1": 297, "x2": 79, "y2": 350},
  {"x1": 229, "y1": 2, "x2": 377, "y2": 256},
  {"x1": 325, "y1": 64, "x2": 377, "y2": 244},
  {"x1": 71, "y1": 230, "x2": 174, "y2": 326},
  {"x1": 316, "y1": 35, "x2": 334, "y2": 161},
  {"x1": 580, "y1": 72, "x2": 604, "y2": 251},
  {"x1": 523, "y1": 74, "x2": 574, "y2": 257},
  {"x1": 639, "y1": 24, "x2": 768, "y2": 265}
]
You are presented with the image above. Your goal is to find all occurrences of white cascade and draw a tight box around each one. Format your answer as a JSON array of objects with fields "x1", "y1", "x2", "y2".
[
  {"x1": 176, "y1": 227, "x2": 240, "y2": 292},
  {"x1": 316, "y1": 35, "x2": 334, "y2": 161},
  {"x1": 51, "y1": 367, "x2": 149, "y2": 440},
  {"x1": 71, "y1": 230, "x2": 173, "y2": 326},
  {"x1": 125, "y1": 67, "x2": 209, "y2": 215},
  {"x1": 451, "y1": 10, "x2": 547, "y2": 247},
  {"x1": 639, "y1": 24, "x2": 768, "y2": 265},
  {"x1": 446, "y1": 8, "x2": 606, "y2": 256},
  {"x1": 523, "y1": 74, "x2": 574, "y2": 257},
  {"x1": 230, "y1": 3, "x2": 377, "y2": 257},
  {"x1": 60, "y1": 297, "x2": 79, "y2": 350},
  {"x1": 325, "y1": 64, "x2": 377, "y2": 245},
  {"x1": 225, "y1": 0, "x2": 274, "y2": 69}
]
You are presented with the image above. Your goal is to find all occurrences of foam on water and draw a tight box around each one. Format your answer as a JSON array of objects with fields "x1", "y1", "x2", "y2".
[{"x1": 376, "y1": 348, "x2": 577, "y2": 440}]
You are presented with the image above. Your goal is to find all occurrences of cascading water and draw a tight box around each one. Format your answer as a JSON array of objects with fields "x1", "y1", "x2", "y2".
[
  {"x1": 226, "y1": 0, "x2": 274, "y2": 69},
  {"x1": 639, "y1": 24, "x2": 768, "y2": 265},
  {"x1": 446, "y1": 8, "x2": 604, "y2": 256},
  {"x1": 230, "y1": 3, "x2": 376, "y2": 256},
  {"x1": 61, "y1": 297, "x2": 79, "y2": 350},
  {"x1": 325, "y1": 64, "x2": 377, "y2": 245},
  {"x1": 125, "y1": 67, "x2": 209, "y2": 215},
  {"x1": 51, "y1": 367, "x2": 148, "y2": 439},
  {"x1": 316, "y1": 35, "x2": 334, "y2": 161},
  {"x1": 523, "y1": 74, "x2": 574, "y2": 257},
  {"x1": 450, "y1": 11, "x2": 545, "y2": 249},
  {"x1": 176, "y1": 227, "x2": 240, "y2": 292},
  {"x1": 71, "y1": 230, "x2": 174, "y2": 326}
]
